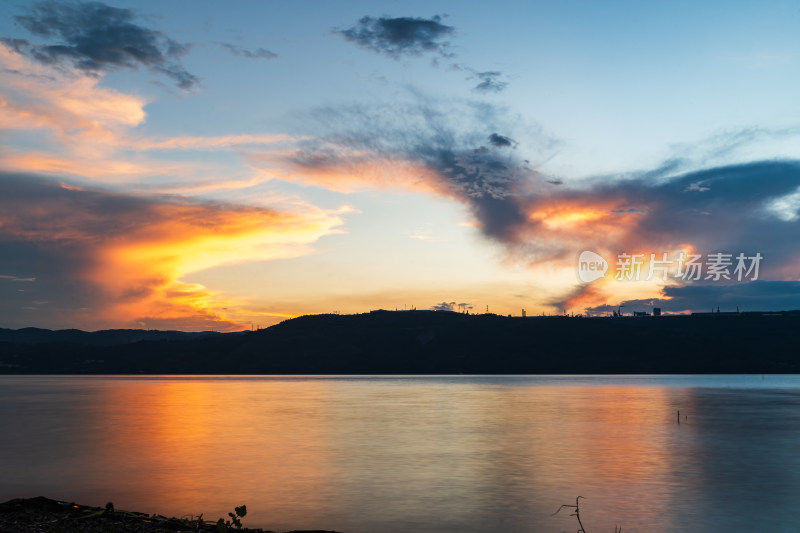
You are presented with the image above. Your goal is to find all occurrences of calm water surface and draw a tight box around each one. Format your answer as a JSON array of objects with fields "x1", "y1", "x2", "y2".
[{"x1": 2, "y1": 375, "x2": 800, "y2": 532}]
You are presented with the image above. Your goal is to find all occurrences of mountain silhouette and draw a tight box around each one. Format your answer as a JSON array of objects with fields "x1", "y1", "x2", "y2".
[{"x1": 1, "y1": 310, "x2": 798, "y2": 374}]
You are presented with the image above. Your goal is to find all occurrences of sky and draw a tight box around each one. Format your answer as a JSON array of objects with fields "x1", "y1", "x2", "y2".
[{"x1": 1, "y1": 0, "x2": 799, "y2": 331}]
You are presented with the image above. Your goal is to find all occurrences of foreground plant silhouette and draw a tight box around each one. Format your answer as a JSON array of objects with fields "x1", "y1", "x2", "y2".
[
  {"x1": 554, "y1": 496, "x2": 588, "y2": 532},
  {"x1": 215, "y1": 504, "x2": 247, "y2": 532},
  {"x1": 553, "y1": 496, "x2": 621, "y2": 533}
]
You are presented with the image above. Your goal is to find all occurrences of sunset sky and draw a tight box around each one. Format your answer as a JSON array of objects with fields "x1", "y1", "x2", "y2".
[{"x1": 1, "y1": 0, "x2": 800, "y2": 331}]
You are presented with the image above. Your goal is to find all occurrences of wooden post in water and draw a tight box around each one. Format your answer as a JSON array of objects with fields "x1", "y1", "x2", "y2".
[{"x1": 677, "y1": 410, "x2": 680, "y2": 424}]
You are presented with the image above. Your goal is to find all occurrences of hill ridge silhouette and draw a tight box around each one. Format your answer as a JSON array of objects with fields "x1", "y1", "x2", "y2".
[{"x1": 1, "y1": 310, "x2": 798, "y2": 374}]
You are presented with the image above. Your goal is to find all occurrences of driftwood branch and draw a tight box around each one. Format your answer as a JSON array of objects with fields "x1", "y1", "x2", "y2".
[{"x1": 553, "y1": 496, "x2": 587, "y2": 533}]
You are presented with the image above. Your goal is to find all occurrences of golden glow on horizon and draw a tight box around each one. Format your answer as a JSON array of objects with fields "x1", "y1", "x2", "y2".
[
  {"x1": 0, "y1": 175, "x2": 349, "y2": 330},
  {"x1": 89, "y1": 203, "x2": 348, "y2": 330},
  {"x1": 0, "y1": 41, "x2": 709, "y2": 329}
]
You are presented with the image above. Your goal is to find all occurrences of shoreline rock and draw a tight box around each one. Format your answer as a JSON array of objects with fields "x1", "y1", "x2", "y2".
[{"x1": 0, "y1": 497, "x2": 341, "y2": 533}]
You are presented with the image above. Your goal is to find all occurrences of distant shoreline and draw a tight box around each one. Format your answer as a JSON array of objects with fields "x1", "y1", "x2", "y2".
[{"x1": 2, "y1": 310, "x2": 799, "y2": 374}]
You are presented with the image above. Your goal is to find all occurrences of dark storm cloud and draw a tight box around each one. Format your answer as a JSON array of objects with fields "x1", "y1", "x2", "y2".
[
  {"x1": 0, "y1": 172, "x2": 176, "y2": 318},
  {"x1": 217, "y1": 42, "x2": 278, "y2": 60},
  {"x1": 612, "y1": 160, "x2": 800, "y2": 268},
  {"x1": 4, "y1": 1, "x2": 198, "y2": 89},
  {"x1": 585, "y1": 281, "x2": 800, "y2": 315},
  {"x1": 533, "y1": 160, "x2": 800, "y2": 265},
  {"x1": 0, "y1": 171, "x2": 160, "y2": 235},
  {"x1": 421, "y1": 141, "x2": 533, "y2": 242},
  {"x1": 337, "y1": 15, "x2": 454, "y2": 59},
  {"x1": 0, "y1": 173, "x2": 128, "y2": 328},
  {"x1": 0, "y1": 239, "x2": 99, "y2": 329}
]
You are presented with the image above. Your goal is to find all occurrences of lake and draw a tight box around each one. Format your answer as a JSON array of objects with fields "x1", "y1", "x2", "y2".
[{"x1": 1, "y1": 375, "x2": 800, "y2": 532}]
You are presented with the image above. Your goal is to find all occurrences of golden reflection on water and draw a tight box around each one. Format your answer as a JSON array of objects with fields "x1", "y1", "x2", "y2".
[
  {"x1": 93, "y1": 378, "x2": 336, "y2": 530},
  {"x1": 530, "y1": 385, "x2": 681, "y2": 531},
  {"x1": 77, "y1": 377, "x2": 684, "y2": 532},
  {"x1": 10, "y1": 376, "x2": 798, "y2": 532}
]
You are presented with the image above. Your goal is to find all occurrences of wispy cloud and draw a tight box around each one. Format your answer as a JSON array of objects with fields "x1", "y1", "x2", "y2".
[
  {"x1": 0, "y1": 275, "x2": 36, "y2": 282},
  {"x1": 450, "y1": 63, "x2": 510, "y2": 93},
  {"x1": 0, "y1": 43, "x2": 156, "y2": 180},
  {"x1": 0, "y1": 44, "x2": 296, "y2": 190},
  {"x1": 129, "y1": 133, "x2": 298, "y2": 151},
  {"x1": 216, "y1": 42, "x2": 277, "y2": 60},
  {"x1": 472, "y1": 71, "x2": 508, "y2": 93},
  {"x1": 2, "y1": 0, "x2": 197, "y2": 89},
  {"x1": 0, "y1": 44, "x2": 146, "y2": 135}
]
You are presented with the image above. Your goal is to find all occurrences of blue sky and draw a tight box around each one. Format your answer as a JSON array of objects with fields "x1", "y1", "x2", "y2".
[{"x1": 1, "y1": 0, "x2": 799, "y2": 330}]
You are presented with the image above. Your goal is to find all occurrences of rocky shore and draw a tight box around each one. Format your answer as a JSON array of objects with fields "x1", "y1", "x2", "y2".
[{"x1": 0, "y1": 497, "x2": 340, "y2": 533}]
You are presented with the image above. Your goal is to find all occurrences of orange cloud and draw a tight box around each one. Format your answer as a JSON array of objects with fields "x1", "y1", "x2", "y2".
[
  {"x1": 0, "y1": 44, "x2": 294, "y2": 190},
  {"x1": 0, "y1": 44, "x2": 156, "y2": 181},
  {"x1": 521, "y1": 196, "x2": 651, "y2": 252},
  {"x1": 0, "y1": 174, "x2": 347, "y2": 331},
  {"x1": 0, "y1": 45, "x2": 146, "y2": 142},
  {"x1": 247, "y1": 149, "x2": 448, "y2": 196},
  {"x1": 131, "y1": 133, "x2": 301, "y2": 151},
  {"x1": 102, "y1": 202, "x2": 348, "y2": 330}
]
